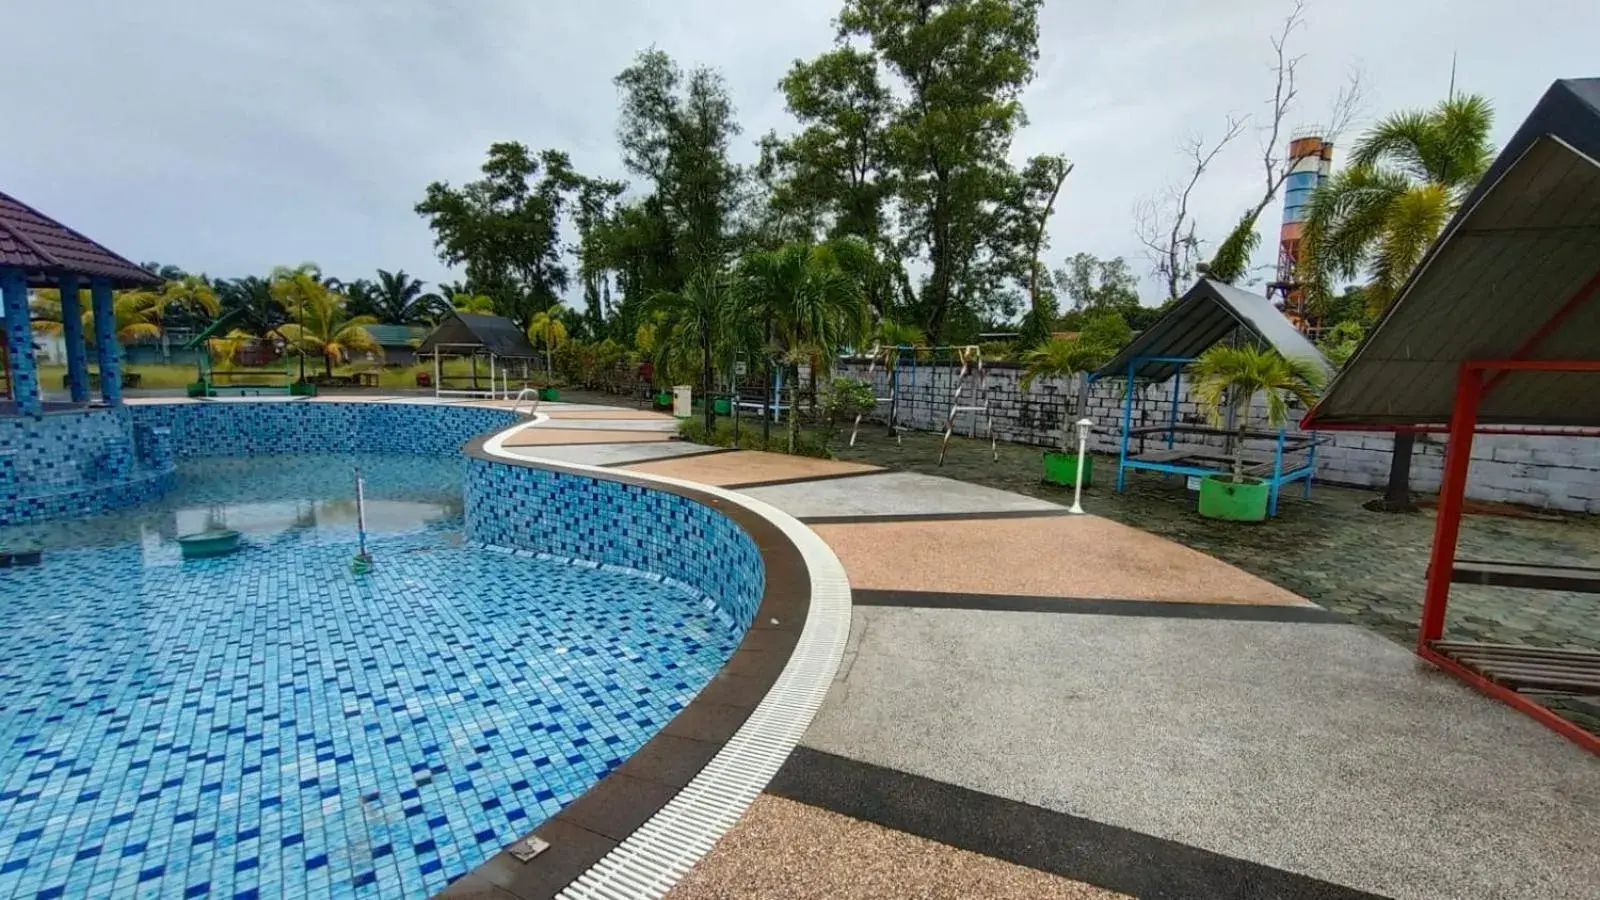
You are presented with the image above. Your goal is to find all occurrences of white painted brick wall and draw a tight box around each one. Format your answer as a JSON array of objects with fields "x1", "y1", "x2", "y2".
[{"x1": 839, "y1": 360, "x2": 1600, "y2": 513}]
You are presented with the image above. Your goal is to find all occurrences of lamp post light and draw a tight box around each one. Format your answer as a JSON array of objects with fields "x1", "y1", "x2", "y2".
[{"x1": 1069, "y1": 417, "x2": 1093, "y2": 515}]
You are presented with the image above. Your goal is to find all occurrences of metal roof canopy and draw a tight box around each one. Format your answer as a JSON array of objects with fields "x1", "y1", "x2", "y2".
[
  {"x1": 0, "y1": 190, "x2": 160, "y2": 289},
  {"x1": 1090, "y1": 277, "x2": 1331, "y2": 383},
  {"x1": 1304, "y1": 77, "x2": 1600, "y2": 430},
  {"x1": 416, "y1": 312, "x2": 538, "y2": 358}
]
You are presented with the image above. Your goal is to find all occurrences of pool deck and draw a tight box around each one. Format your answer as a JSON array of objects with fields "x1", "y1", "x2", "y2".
[{"x1": 510, "y1": 402, "x2": 1600, "y2": 900}]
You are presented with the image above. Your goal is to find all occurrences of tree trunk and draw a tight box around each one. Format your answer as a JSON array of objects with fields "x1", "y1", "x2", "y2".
[
  {"x1": 325, "y1": 352, "x2": 334, "y2": 378},
  {"x1": 701, "y1": 320, "x2": 714, "y2": 432},
  {"x1": 788, "y1": 363, "x2": 800, "y2": 455},
  {"x1": 1369, "y1": 430, "x2": 1419, "y2": 512},
  {"x1": 1232, "y1": 401, "x2": 1246, "y2": 483}
]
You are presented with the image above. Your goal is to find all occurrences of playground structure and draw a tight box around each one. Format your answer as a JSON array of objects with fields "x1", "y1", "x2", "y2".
[
  {"x1": 1092, "y1": 278, "x2": 1332, "y2": 517},
  {"x1": 183, "y1": 309, "x2": 299, "y2": 397},
  {"x1": 416, "y1": 312, "x2": 541, "y2": 399},
  {"x1": 1304, "y1": 78, "x2": 1600, "y2": 754},
  {"x1": 846, "y1": 344, "x2": 997, "y2": 465}
]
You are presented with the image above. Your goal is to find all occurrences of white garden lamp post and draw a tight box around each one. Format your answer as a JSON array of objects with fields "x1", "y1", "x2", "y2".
[{"x1": 1069, "y1": 417, "x2": 1093, "y2": 515}]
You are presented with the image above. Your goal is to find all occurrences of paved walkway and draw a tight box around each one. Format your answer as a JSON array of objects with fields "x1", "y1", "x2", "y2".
[{"x1": 509, "y1": 404, "x2": 1600, "y2": 900}]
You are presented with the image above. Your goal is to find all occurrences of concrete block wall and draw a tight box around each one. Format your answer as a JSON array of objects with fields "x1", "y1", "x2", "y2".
[{"x1": 839, "y1": 360, "x2": 1600, "y2": 513}]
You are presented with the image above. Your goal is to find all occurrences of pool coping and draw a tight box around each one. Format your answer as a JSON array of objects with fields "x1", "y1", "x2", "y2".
[{"x1": 441, "y1": 418, "x2": 851, "y2": 899}]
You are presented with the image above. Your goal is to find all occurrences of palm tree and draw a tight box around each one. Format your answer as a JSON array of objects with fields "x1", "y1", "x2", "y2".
[
  {"x1": 216, "y1": 275, "x2": 283, "y2": 334},
  {"x1": 1188, "y1": 345, "x2": 1325, "y2": 484},
  {"x1": 1020, "y1": 336, "x2": 1112, "y2": 451},
  {"x1": 526, "y1": 304, "x2": 570, "y2": 375},
  {"x1": 32, "y1": 289, "x2": 163, "y2": 346},
  {"x1": 373, "y1": 269, "x2": 427, "y2": 324},
  {"x1": 343, "y1": 279, "x2": 380, "y2": 318},
  {"x1": 735, "y1": 242, "x2": 868, "y2": 452},
  {"x1": 649, "y1": 267, "x2": 734, "y2": 431},
  {"x1": 451, "y1": 293, "x2": 496, "y2": 315},
  {"x1": 1299, "y1": 93, "x2": 1494, "y2": 510},
  {"x1": 271, "y1": 265, "x2": 381, "y2": 377}
]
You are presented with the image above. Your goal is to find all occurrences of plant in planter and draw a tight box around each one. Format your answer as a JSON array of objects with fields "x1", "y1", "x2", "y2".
[
  {"x1": 1020, "y1": 337, "x2": 1108, "y2": 487},
  {"x1": 1188, "y1": 345, "x2": 1325, "y2": 522}
]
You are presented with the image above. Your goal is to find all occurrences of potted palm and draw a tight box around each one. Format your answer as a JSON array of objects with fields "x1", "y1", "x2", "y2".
[
  {"x1": 1188, "y1": 345, "x2": 1325, "y2": 521},
  {"x1": 1020, "y1": 337, "x2": 1107, "y2": 487}
]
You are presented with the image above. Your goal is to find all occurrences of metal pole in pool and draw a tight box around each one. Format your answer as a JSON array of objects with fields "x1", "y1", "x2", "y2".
[
  {"x1": 1069, "y1": 418, "x2": 1093, "y2": 515},
  {"x1": 351, "y1": 468, "x2": 373, "y2": 574}
]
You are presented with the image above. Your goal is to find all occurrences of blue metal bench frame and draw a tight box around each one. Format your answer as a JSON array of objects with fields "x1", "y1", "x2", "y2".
[{"x1": 1104, "y1": 354, "x2": 1320, "y2": 517}]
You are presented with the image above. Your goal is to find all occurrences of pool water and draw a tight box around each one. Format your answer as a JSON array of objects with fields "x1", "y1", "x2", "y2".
[{"x1": 0, "y1": 455, "x2": 743, "y2": 899}]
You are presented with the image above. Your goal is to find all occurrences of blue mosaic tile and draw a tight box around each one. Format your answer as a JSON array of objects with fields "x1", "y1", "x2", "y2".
[{"x1": 0, "y1": 433, "x2": 760, "y2": 899}]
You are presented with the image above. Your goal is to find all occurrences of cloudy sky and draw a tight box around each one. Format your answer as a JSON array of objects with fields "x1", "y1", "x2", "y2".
[{"x1": 6, "y1": 0, "x2": 1597, "y2": 304}]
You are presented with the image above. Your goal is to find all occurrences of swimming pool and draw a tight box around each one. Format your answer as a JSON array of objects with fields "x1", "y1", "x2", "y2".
[{"x1": 0, "y1": 453, "x2": 745, "y2": 898}]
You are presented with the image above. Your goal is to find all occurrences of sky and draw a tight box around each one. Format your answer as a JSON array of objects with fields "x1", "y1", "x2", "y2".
[{"x1": 5, "y1": 0, "x2": 1598, "y2": 306}]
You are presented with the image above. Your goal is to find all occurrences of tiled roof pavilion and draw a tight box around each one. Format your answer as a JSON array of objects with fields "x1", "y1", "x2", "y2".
[
  {"x1": 1, "y1": 189, "x2": 160, "y2": 414},
  {"x1": 0, "y1": 190, "x2": 159, "y2": 289}
]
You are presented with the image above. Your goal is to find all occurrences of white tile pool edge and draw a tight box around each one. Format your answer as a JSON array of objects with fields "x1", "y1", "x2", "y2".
[{"x1": 480, "y1": 421, "x2": 852, "y2": 899}]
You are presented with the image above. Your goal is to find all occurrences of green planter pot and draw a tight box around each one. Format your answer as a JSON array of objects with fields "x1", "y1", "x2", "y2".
[
  {"x1": 1041, "y1": 450, "x2": 1092, "y2": 487},
  {"x1": 654, "y1": 391, "x2": 672, "y2": 409},
  {"x1": 712, "y1": 397, "x2": 732, "y2": 415},
  {"x1": 538, "y1": 387, "x2": 560, "y2": 402},
  {"x1": 1197, "y1": 475, "x2": 1270, "y2": 522}
]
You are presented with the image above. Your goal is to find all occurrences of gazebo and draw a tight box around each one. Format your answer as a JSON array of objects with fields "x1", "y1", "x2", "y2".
[
  {"x1": 1091, "y1": 277, "x2": 1333, "y2": 516},
  {"x1": 415, "y1": 312, "x2": 540, "y2": 398},
  {"x1": 1302, "y1": 78, "x2": 1600, "y2": 753},
  {"x1": 0, "y1": 189, "x2": 161, "y2": 414}
]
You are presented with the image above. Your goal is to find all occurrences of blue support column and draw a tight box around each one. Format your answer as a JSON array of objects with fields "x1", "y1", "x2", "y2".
[
  {"x1": 1167, "y1": 369, "x2": 1181, "y2": 448},
  {"x1": 58, "y1": 275, "x2": 90, "y2": 403},
  {"x1": 1, "y1": 267, "x2": 42, "y2": 415},
  {"x1": 90, "y1": 278, "x2": 123, "y2": 406}
]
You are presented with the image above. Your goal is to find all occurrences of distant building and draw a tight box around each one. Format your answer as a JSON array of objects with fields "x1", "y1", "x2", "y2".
[{"x1": 362, "y1": 324, "x2": 428, "y2": 366}]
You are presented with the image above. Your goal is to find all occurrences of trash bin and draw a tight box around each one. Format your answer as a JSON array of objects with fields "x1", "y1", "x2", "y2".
[{"x1": 672, "y1": 385, "x2": 692, "y2": 418}]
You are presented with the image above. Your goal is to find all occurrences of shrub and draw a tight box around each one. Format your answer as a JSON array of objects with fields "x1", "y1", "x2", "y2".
[{"x1": 677, "y1": 417, "x2": 830, "y2": 458}]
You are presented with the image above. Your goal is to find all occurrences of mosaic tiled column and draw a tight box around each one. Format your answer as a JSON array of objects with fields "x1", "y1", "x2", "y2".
[
  {"x1": 57, "y1": 274, "x2": 91, "y2": 403},
  {"x1": 90, "y1": 277, "x2": 122, "y2": 406},
  {"x1": 1, "y1": 267, "x2": 42, "y2": 415}
]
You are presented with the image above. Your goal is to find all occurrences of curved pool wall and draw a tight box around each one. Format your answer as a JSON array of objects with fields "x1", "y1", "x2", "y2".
[{"x1": 0, "y1": 406, "x2": 175, "y2": 526}]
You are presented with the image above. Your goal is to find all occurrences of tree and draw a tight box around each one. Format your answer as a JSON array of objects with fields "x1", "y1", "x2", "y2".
[
  {"x1": 1020, "y1": 336, "x2": 1113, "y2": 448},
  {"x1": 1135, "y1": 115, "x2": 1248, "y2": 301},
  {"x1": 526, "y1": 304, "x2": 570, "y2": 374},
  {"x1": 1189, "y1": 345, "x2": 1325, "y2": 483},
  {"x1": 1299, "y1": 93, "x2": 1494, "y2": 511},
  {"x1": 30, "y1": 289, "x2": 162, "y2": 346},
  {"x1": 416, "y1": 143, "x2": 583, "y2": 328},
  {"x1": 1005, "y1": 155, "x2": 1074, "y2": 349},
  {"x1": 735, "y1": 241, "x2": 868, "y2": 452},
  {"x1": 372, "y1": 269, "x2": 428, "y2": 324},
  {"x1": 270, "y1": 264, "x2": 381, "y2": 377},
  {"x1": 1055, "y1": 253, "x2": 1141, "y2": 314},
  {"x1": 648, "y1": 266, "x2": 734, "y2": 431},
  {"x1": 215, "y1": 276, "x2": 284, "y2": 335},
  {"x1": 1204, "y1": 1, "x2": 1362, "y2": 284},
  {"x1": 343, "y1": 279, "x2": 380, "y2": 318},
  {"x1": 451, "y1": 293, "x2": 497, "y2": 315},
  {"x1": 616, "y1": 50, "x2": 744, "y2": 273},
  {"x1": 760, "y1": 47, "x2": 896, "y2": 248},
  {"x1": 837, "y1": 0, "x2": 1045, "y2": 340}
]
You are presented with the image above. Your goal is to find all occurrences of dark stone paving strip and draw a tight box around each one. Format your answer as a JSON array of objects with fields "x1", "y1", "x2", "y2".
[
  {"x1": 799, "y1": 508, "x2": 1074, "y2": 525},
  {"x1": 852, "y1": 588, "x2": 1348, "y2": 623},
  {"x1": 597, "y1": 447, "x2": 739, "y2": 467},
  {"x1": 725, "y1": 468, "x2": 887, "y2": 490},
  {"x1": 770, "y1": 747, "x2": 1392, "y2": 900}
]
